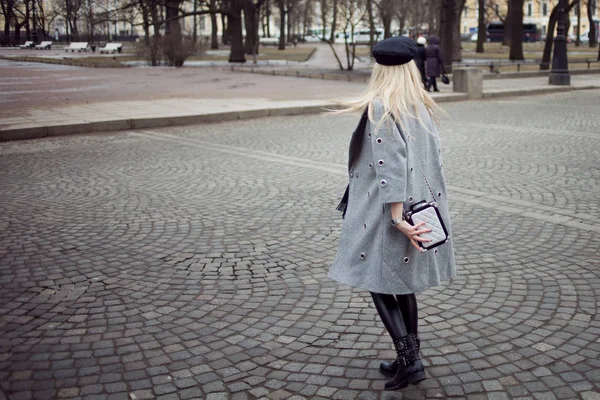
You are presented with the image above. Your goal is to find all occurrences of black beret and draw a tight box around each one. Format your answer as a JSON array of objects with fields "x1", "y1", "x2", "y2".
[{"x1": 372, "y1": 36, "x2": 418, "y2": 66}]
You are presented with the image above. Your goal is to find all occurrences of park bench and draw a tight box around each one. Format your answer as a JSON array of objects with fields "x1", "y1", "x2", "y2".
[
  {"x1": 19, "y1": 41, "x2": 34, "y2": 49},
  {"x1": 99, "y1": 42, "x2": 123, "y2": 54},
  {"x1": 259, "y1": 37, "x2": 279, "y2": 46},
  {"x1": 65, "y1": 42, "x2": 89, "y2": 52},
  {"x1": 35, "y1": 41, "x2": 53, "y2": 50}
]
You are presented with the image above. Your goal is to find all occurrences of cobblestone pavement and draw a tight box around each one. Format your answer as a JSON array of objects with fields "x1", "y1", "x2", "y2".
[{"x1": 1, "y1": 90, "x2": 600, "y2": 400}]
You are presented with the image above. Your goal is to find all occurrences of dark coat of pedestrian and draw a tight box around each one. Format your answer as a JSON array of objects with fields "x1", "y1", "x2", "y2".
[
  {"x1": 414, "y1": 37, "x2": 427, "y2": 87},
  {"x1": 425, "y1": 35, "x2": 444, "y2": 92},
  {"x1": 425, "y1": 35, "x2": 443, "y2": 77}
]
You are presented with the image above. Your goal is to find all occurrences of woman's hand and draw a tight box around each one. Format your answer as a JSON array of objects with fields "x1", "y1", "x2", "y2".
[{"x1": 394, "y1": 220, "x2": 432, "y2": 252}]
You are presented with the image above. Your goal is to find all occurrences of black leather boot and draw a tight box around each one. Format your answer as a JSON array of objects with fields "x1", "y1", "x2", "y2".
[
  {"x1": 379, "y1": 359, "x2": 397, "y2": 377},
  {"x1": 384, "y1": 334, "x2": 426, "y2": 390}
]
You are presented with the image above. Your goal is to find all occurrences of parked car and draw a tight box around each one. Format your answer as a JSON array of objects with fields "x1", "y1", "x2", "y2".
[{"x1": 470, "y1": 33, "x2": 490, "y2": 42}]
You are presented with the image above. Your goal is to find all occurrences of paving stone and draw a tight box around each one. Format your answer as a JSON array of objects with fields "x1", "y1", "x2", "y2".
[{"x1": 1, "y1": 90, "x2": 600, "y2": 400}]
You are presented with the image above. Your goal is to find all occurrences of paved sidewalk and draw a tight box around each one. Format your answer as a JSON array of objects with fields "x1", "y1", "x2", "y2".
[
  {"x1": 1, "y1": 90, "x2": 599, "y2": 400},
  {"x1": 1, "y1": 57, "x2": 599, "y2": 141}
]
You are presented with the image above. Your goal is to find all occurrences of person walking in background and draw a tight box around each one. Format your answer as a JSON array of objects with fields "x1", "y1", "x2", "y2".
[
  {"x1": 414, "y1": 37, "x2": 428, "y2": 89},
  {"x1": 425, "y1": 35, "x2": 444, "y2": 92},
  {"x1": 329, "y1": 36, "x2": 457, "y2": 390}
]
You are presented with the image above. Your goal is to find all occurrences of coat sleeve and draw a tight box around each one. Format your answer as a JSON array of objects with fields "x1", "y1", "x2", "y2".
[{"x1": 370, "y1": 100, "x2": 408, "y2": 204}]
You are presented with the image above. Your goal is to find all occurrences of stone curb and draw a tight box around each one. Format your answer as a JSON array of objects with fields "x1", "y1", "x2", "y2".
[
  {"x1": 481, "y1": 85, "x2": 597, "y2": 99},
  {"x1": 230, "y1": 65, "x2": 600, "y2": 82},
  {"x1": 1, "y1": 86, "x2": 598, "y2": 142}
]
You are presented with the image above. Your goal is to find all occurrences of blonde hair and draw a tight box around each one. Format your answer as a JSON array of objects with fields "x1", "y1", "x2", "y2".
[{"x1": 333, "y1": 61, "x2": 445, "y2": 135}]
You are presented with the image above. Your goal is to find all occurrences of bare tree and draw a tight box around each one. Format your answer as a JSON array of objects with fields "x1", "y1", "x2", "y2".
[
  {"x1": 439, "y1": 0, "x2": 455, "y2": 72},
  {"x1": 327, "y1": 0, "x2": 363, "y2": 70},
  {"x1": 316, "y1": 0, "x2": 329, "y2": 38},
  {"x1": 453, "y1": 0, "x2": 465, "y2": 61},
  {"x1": 540, "y1": 0, "x2": 579, "y2": 69},
  {"x1": 374, "y1": 0, "x2": 395, "y2": 38},
  {"x1": 587, "y1": 0, "x2": 597, "y2": 47},
  {"x1": 504, "y1": 0, "x2": 512, "y2": 45},
  {"x1": 476, "y1": 0, "x2": 486, "y2": 52},
  {"x1": 329, "y1": 0, "x2": 338, "y2": 41},
  {"x1": 575, "y1": 0, "x2": 581, "y2": 46},
  {"x1": 508, "y1": 0, "x2": 524, "y2": 60},
  {"x1": 244, "y1": 0, "x2": 265, "y2": 54},
  {"x1": 1, "y1": 0, "x2": 16, "y2": 45},
  {"x1": 209, "y1": 0, "x2": 219, "y2": 48},
  {"x1": 275, "y1": 0, "x2": 285, "y2": 48}
]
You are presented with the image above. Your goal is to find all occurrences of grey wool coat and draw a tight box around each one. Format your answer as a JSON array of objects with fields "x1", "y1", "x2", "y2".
[{"x1": 328, "y1": 99, "x2": 457, "y2": 295}]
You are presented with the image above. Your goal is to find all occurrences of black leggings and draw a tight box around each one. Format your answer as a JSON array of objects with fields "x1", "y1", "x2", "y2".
[
  {"x1": 370, "y1": 292, "x2": 419, "y2": 341},
  {"x1": 428, "y1": 76, "x2": 439, "y2": 92}
]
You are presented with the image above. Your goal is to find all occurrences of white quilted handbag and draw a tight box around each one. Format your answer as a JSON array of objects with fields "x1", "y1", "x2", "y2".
[{"x1": 404, "y1": 201, "x2": 448, "y2": 250}]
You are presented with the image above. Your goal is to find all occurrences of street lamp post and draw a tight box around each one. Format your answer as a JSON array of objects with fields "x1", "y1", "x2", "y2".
[{"x1": 549, "y1": 0, "x2": 571, "y2": 85}]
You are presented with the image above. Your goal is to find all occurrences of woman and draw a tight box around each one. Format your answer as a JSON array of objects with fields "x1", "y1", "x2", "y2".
[
  {"x1": 425, "y1": 35, "x2": 444, "y2": 92},
  {"x1": 328, "y1": 36, "x2": 456, "y2": 391}
]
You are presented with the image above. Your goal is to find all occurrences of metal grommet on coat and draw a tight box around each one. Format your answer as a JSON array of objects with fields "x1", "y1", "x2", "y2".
[
  {"x1": 376, "y1": 138, "x2": 383, "y2": 144},
  {"x1": 381, "y1": 180, "x2": 387, "y2": 186},
  {"x1": 350, "y1": 172, "x2": 354, "y2": 178},
  {"x1": 369, "y1": 163, "x2": 373, "y2": 168},
  {"x1": 438, "y1": 192, "x2": 442, "y2": 197},
  {"x1": 360, "y1": 253, "x2": 366, "y2": 260},
  {"x1": 408, "y1": 196, "x2": 413, "y2": 203},
  {"x1": 368, "y1": 132, "x2": 372, "y2": 138},
  {"x1": 434, "y1": 249, "x2": 438, "y2": 254},
  {"x1": 404, "y1": 257, "x2": 409, "y2": 263},
  {"x1": 363, "y1": 223, "x2": 367, "y2": 229},
  {"x1": 355, "y1": 173, "x2": 359, "y2": 178},
  {"x1": 410, "y1": 167, "x2": 413, "y2": 172},
  {"x1": 378, "y1": 160, "x2": 384, "y2": 166}
]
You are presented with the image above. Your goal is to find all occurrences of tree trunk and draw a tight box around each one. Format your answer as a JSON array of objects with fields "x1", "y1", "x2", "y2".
[
  {"x1": 575, "y1": 0, "x2": 581, "y2": 46},
  {"x1": 221, "y1": 10, "x2": 229, "y2": 44},
  {"x1": 382, "y1": 13, "x2": 392, "y2": 38},
  {"x1": 509, "y1": 0, "x2": 524, "y2": 60},
  {"x1": 286, "y1": 3, "x2": 292, "y2": 44},
  {"x1": 319, "y1": 0, "x2": 327, "y2": 39},
  {"x1": 541, "y1": 0, "x2": 578, "y2": 69},
  {"x1": 244, "y1": 1, "x2": 258, "y2": 54},
  {"x1": 439, "y1": 0, "x2": 455, "y2": 73},
  {"x1": 228, "y1": 1, "x2": 246, "y2": 62},
  {"x1": 476, "y1": 0, "x2": 485, "y2": 53},
  {"x1": 366, "y1": 0, "x2": 375, "y2": 50},
  {"x1": 210, "y1": 13, "x2": 218, "y2": 49},
  {"x1": 503, "y1": 0, "x2": 513, "y2": 45},
  {"x1": 266, "y1": 0, "x2": 271, "y2": 37},
  {"x1": 15, "y1": 24, "x2": 21, "y2": 45},
  {"x1": 25, "y1": 1, "x2": 31, "y2": 41},
  {"x1": 453, "y1": 0, "x2": 466, "y2": 61},
  {"x1": 588, "y1": 0, "x2": 597, "y2": 47},
  {"x1": 193, "y1": 0, "x2": 198, "y2": 44},
  {"x1": 141, "y1": 2, "x2": 151, "y2": 47},
  {"x1": 330, "y1": 0, "x2": 338, "y2": 42},
  {"x1": 2, "y1": 8, "x2": 12, "y2": 45},
  {"x1": 277, "y1": 0, "x2": 285, "y2": 49}
]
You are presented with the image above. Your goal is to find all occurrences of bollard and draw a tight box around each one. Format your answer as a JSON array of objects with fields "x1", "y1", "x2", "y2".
[{"x1": 452, "y1": 67, "x2": 483, "y2": 99}]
